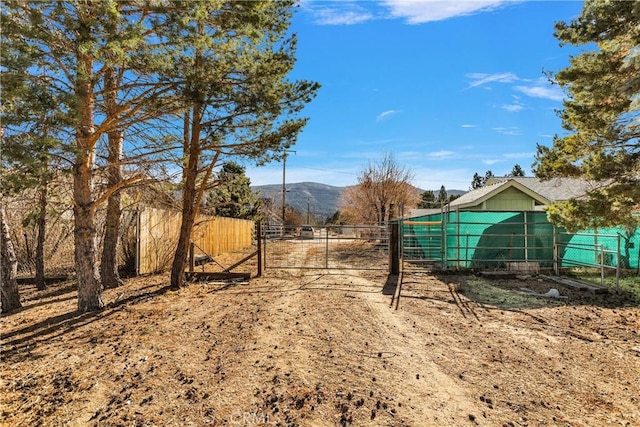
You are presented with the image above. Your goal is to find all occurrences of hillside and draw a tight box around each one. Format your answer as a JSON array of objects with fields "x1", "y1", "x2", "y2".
[
  {"x1": 252, "y1": 182, "x2": 345, "y2": 222},
  {"x1": 252, "y1": 182, "x2": 466, "y2": 223}
]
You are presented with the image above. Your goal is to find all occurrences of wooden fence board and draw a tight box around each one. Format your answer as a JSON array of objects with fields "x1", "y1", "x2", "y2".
[{"x1": 137, "y1": 208, "x2": 254, "y2": 275}]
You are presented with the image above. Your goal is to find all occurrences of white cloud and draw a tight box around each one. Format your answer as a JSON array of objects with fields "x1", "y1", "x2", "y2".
[
  {"x1": 428, "y1": 150, "x2": 455, "y2": 159},
  {"x1": 492, "y1": 127, "x2": 520, "y2": 136},
  {"x1": 382, "y1": 0, "x2": 518, "y2": 24},
  {"x1": 466, "y1": 72, "x2": 519, "y2": 89},
  {"x1": 500, "y1": 95, "x2": 525, "y2": 112},
  {"x1": 301, "y1": 1, "x2": 374, "y2": 25},
  {"x1": 313, "y1": 8, "x2": 373, "y2": 25},
  {"x1": 501, "y1": 103, "x2": 524, "y2": 112},
  {"x1": 460, "y1": 124, "x2": 477, "y2": 128},
  {"x1": 376, "y1": 109, "x2": 401, "y2": 121},
  {"x1": 395, "y1": 150, "x2": 424, "y2": 162},
  {"x1": 482, "y1": 159, "x2": 502, "y2": 165},
  {"x1": 514, "y1": 84, "x2": 564, "y2": 101},
  {"x1": 465, "y1": 73, "x2": 564, "y2": 103}
]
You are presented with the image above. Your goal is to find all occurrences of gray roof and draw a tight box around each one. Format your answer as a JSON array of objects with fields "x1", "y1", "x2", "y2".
[
  {"x1": 494, "y1": 177, "x2": 594, "y2": 201},
  {"x1": 449, "y1": 177, "x2": 595, "y2": 208}
]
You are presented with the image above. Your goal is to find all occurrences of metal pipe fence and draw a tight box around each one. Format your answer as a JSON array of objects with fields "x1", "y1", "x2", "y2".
[
  {"x1": 400, "y1": 211, "x2": 636, "y2": 279},
  {"x1": 261, "y1": 224, "x2": 389, "y2": 271},
  {"x1": 554, "y1": 233, "x2": 622, "y2": 288}
]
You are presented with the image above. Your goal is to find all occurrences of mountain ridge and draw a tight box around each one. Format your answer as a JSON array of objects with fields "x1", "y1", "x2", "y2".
[{"x1": 252, "y1": 182, "x2": 466, "y2": 222}]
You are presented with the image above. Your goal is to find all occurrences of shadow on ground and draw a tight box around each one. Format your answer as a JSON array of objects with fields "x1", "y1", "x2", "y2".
[{"x1": 1, "y1": 282, "x2": 172, "y2": 362}]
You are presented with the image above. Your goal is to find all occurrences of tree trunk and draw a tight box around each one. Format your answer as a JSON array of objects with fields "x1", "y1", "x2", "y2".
[
  {"x1": 100, "y1": 175, "x2": 123, "y2": 289},
  {"x1": 74, "y1": 49, "x2": 103, "y2": 312},
  {"x1": 35, "y1": 181, "x2": 48, "y2": 290},
  {"x1": 100, "y1": 66, "x2": 124, "y2": 289},
  {"x1": 170, "y1": 180, "x2": 197, "y2": 289},
  {"x1": 74, "y1": 158, "x2": 103, "y2": 311},
  {"x1": 170, "y1": 151, "x2": 217, "y2": 290},
  {"x1": 170, "y1": 109, "x2": 201, "y2": 290},
  {"x1": 1, "y1": 203, "x2": 22, "y2": 314}
]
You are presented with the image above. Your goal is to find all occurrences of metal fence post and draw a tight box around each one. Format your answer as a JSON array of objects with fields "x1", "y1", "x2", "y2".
[
  {"x1": 600, "y1": 244, "x2": 605, "y2": 287},
  {"x1": 456, "y1": 209, "x2": 460, "y2": 269},
  {"x1": 256, "y1": 222, "x2": 262, "y2": 277},
  {"x1": 524, "y1": 211, "x2": 529, "y2": 264},
  {"x1": 441, "y1": 212, "x2": 447, "y2": 268},
  {"x1": 616, "y1": 234, "x2": 620, "y2": 289},
  {"x1": 325, "y1": 226, "x2": 329, "y2": 269},
  {"x1": 465, "y1": 232, "x2": 469, "y2": 268},
  {"x1": 389, "y1": 222, "x2": 400, "y2": 275},
  {"x1": 552, "y1": 225, "x2": 557, "y2": 274}
]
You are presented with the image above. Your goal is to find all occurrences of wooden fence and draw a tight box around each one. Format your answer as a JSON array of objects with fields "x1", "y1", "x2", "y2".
[{"x1": 136, "y1": 207, "x2": 255, "y2": 275}]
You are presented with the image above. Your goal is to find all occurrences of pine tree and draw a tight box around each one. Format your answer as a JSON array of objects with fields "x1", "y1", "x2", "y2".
[
  {"x1": 163, "y1": 1, "x2": 319, "y2": 289},
  {"x1": 0, "y1": 49, "x2": 67, "y2": 291},
  {"x1": 484, "y1": 170, "x2": 495, "y2": 185},
  {"x1": 470, "y1": 170, "x2": 495, "y2": 189},
  {"x1": 471, "y1": 172, "x2": 483, "y2": 190},
  {"x1": 534, "y1": 0, "x2": 640, "y2": 230},
  {"x1": 418, "y1": 190, "x2": 436, "y2": 208},
  {"x1": 1, "y1": 202, "x2": 21, "y2": 313},
  {"x1": 2, "y1": 1, "x2": 193, "y2": 310},
  {"x1": 437, "y1": 185, "x2": 448, "y2": 205},
  {"x1": 509, "y1": 164, "x2": 526, "y2": 177},
  {"x1": 206, "y1": 162, "x2": 261, "y2": 220}
]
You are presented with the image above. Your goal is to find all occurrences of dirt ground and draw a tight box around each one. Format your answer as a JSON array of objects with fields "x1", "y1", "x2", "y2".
[{"x1": 2, "y1": 244, "x2": 640, "y2": 427}]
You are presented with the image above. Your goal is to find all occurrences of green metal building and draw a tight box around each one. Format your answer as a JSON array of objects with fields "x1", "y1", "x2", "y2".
[{"x1": 401, "y1": 178, "x2": 639, "y2": 271}]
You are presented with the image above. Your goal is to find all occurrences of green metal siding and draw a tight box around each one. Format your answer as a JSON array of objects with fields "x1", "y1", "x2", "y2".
[
  {"x1": 403, "y1": 211, "x2": 639, "y2": 269},
  {"x1": 484, "y1": 187, "x2": 534, "y2": 211}
]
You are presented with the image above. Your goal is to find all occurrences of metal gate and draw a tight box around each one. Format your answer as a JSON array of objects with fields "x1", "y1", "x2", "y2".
[
  {"x1": 261, "y1": 225, "x2": 390, "y2": 271},
  {"x1": 400, "y1": 220, "x2": 444, "y2": 271}
]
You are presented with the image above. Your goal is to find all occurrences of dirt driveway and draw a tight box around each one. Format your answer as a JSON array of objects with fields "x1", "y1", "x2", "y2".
[{"x1": 2, "y1": 244, "x2": 639, "y2": 426}]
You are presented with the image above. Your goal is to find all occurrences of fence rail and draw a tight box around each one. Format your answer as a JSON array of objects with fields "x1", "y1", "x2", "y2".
[
  {"x1": 554, "y1": 235, "x2": 622, "y2": 287},
  {"x1": 261, "y1": 225, "x2": 389, "y2": 271},
  {"x1": 400, "y1": 211, "x2": 639, "y2": 276},
  {"x1": 136, "y1": 208, "x2": 254, "y2": 275}
]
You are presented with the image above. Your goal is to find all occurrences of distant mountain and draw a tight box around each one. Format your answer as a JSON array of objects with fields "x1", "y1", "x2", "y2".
[
  {"x1": 252, "y1": 182, "x2": 467, "y2": 222},
  {"x1": 252, "y1": 182, "x2": 345, "y2": 222}
]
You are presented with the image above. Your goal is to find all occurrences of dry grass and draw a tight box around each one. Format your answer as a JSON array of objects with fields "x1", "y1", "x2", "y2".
[{"x1": 2, "y1": 258, "x2": 640, "y2": 426}]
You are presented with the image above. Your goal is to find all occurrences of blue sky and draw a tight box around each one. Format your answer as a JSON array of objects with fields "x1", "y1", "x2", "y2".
[{"x1": 244, "y1": 0, "x2": 586, "y2": 191}]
